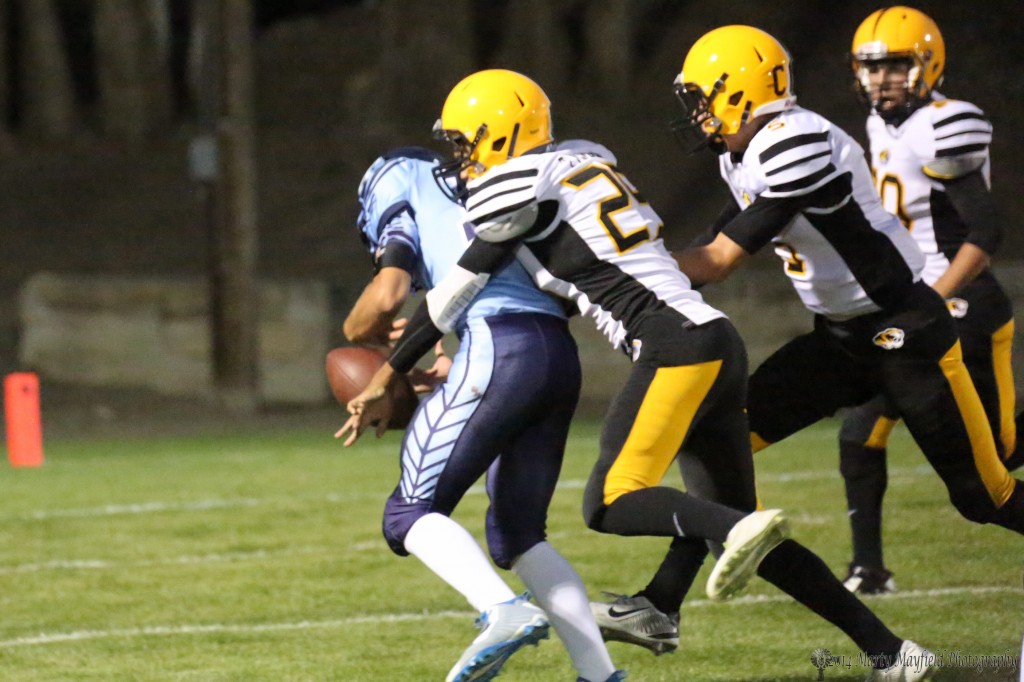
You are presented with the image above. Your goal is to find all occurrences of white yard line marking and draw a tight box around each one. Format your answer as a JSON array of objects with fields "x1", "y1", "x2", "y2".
[
  {"x1": 19, "y1": 498, "x2": 263, "y2": 521},
  {"x1": 0, "y1": 611, "x2": 472, "y2": 648},
  {"x1": 0, "y1": 585, "x2": 1017, "y2": 649},
  {"x1": 0, "y1": 547, "x2": 326, "y2": 575}
]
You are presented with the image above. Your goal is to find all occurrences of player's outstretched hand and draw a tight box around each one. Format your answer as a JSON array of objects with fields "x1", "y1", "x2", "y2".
[{"x1": 335, "y1": 364, "x2": 396, "y2": 446}]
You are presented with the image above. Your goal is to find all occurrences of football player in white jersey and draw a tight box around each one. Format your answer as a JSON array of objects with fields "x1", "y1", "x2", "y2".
[
  {"x1": 837, "y1": 5, "x2": 1023, "y2": 595},
  {"x1": 665, "y1": 26, "x2": 1023, "y2": 674},
  {"x1": 343, "y1": 147, "x2": 623, "y2": 682},
  {"x1": 340, "y1": 68, "x2": 929, "y2": 678}
]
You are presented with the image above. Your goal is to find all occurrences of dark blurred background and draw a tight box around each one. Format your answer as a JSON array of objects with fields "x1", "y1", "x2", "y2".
[{"x1": 1, "y1": 0, "x2": 1022, "y2": 425}]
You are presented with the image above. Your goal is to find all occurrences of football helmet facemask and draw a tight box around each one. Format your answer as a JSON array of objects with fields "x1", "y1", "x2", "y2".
[
  {"x1": 432, "y1": 69, "x2": 553, "y2": 201},
  {"x1": 671, "y1": 25, "x2": 796, "y2": 153},
  {"x1": 851, "y1": 6, "x2": 945, "y2": 122}
]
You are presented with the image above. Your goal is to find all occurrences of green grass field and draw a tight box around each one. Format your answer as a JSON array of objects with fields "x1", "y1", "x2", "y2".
[{"x1": 1, "y1": 419, "x2": 1021, "y2": 681}]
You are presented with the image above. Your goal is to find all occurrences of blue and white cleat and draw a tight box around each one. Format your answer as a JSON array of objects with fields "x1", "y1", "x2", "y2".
[
  {"x1": 446, "y1": 594, "x2": 550, "y2": 682},
  {"x1": 706, "y1": 509, "x2": 790, "y2": 601}
]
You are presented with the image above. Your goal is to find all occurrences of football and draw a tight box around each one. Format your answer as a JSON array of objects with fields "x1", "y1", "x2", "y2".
[{"x1": 325, "y1": 347, "x2": 418, "y2": 429}]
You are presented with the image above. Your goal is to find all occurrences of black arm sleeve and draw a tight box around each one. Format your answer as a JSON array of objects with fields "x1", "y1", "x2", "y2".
[
  {"x1": 376, "y1": 241, "x2": 418, "y2": 273},
  {"x1": 458, "y1": 237, "x2": 521, "y2": 274},
  {"x1": 389, "y1": 301, "x2": 442, "y2": 374},
  {"x1": 721, "y1": 193, "x2": 805, "y2": 254},
  {"x1": 689, "y1": 199, "x2": 741, "y2": 248},
  {"x1": 943, "y1": 170, "x2": 1002, "y2": 255}
]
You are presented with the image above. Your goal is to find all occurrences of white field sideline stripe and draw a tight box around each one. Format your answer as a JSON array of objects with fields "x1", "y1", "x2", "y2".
[
  {"x1": 19, "y1": 498, "x2": 262, "y2": 521},
  {"x1": 0, "y1": 585, "x2": 1017, "y2": 649},
  {"x1": 12, "y1": 465, "x2": 936, "y2": 522},
  {"x1": 0, "y1": 547, "x2": 325, "y2": 576}
]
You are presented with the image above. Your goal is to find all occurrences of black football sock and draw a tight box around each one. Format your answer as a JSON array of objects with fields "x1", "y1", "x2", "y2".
[
  {"x1": 598, "y1": 486, "x2": 745, "y2": 542},
  {"x1": 757, "y1": 539, "x2": 903, "y2": 659},
  {"x1": 638, "y1": 536, "x2": 709, "y2": 616},
  {"x1": 839, "y1": 441, "x2": 888, "y2": 568}
]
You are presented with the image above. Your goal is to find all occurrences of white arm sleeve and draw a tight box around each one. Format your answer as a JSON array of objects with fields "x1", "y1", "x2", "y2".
[{"x1": 424, "y1": 264, "x2": 490, "y2": 333}]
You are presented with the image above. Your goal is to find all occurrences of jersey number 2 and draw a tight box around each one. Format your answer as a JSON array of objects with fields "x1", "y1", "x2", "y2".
[{"x1": 564, "y1": 164, "x2": 659, "y2": 253}]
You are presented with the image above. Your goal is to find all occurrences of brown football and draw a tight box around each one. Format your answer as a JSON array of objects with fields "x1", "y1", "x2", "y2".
[{"x1": 325, "y1": 347, "x2": 418, "y2": 429}]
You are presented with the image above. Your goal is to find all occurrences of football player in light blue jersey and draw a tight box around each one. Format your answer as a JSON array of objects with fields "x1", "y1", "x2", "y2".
[{"x1": 342, "y1": 147, "x2": 622, "y2": 682}]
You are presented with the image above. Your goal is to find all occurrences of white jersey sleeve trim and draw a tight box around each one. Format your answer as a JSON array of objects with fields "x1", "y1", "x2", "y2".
[{"x1": 425, "y1": 265, "x2": 490, "y2": 333}]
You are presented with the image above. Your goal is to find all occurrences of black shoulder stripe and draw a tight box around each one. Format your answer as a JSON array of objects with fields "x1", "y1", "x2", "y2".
[
  {"x1": 473, "y1": 197, "x2": 536, "y2": 225},
  {"x1": 470, "y1": 185, "x2": 528, "y2": 210},
  {"x1": 759, "y1": 132, "x2": 829, "y2": 164},
  {"x1": 473, "y1": 168, "x2": 538, "y2": 192},
  {"x1": 936, "y1": 143, "x2": 988, "y2": 158},
  {"x1": 768, "y1": 162, "x2": 836, "y2": 193},
  {"x1": 764, "y1": 150, "x2": 831, "y2": 177},
  {"x1": 935, "y1": 128, "x2": 991, "y2": 142},
  {"x1": 934, "y1": 111, "x2": 987, "y2": 129}
]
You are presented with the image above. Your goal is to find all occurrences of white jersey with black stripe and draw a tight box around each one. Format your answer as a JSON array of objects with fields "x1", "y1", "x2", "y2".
[
  {"x1": 866, "y1": 94, "x2": 992, "y2": 285},
  {"x1": 720, "y1": 106, "x2": 924, "y2": 319},
  {"x1": 465, "y1": 141, "x2": 725, "y2": 350}
]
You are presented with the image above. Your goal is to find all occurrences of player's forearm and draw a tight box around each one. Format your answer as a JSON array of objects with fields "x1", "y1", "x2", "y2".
[
  {"x1": 931, "y1": 242, "x2": 991, "y2": 299},
  {"x1": 675, "y1": 233, "x2": 748, "y2": 285},
  {"x1": 343, "y1": 268, "x2": 411, "y2": 344},
  {"x1": 675, "y1": 247, "x2": 725, "y2": 285}
]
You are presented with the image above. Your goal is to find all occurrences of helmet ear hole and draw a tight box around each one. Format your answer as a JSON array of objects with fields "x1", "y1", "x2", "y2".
[
  {"x1": 491, "y1": 137, "x2": 507, "y2": 153},
  {"x1": 728, "y1": 91, "x2": 744, "y2": 106}
]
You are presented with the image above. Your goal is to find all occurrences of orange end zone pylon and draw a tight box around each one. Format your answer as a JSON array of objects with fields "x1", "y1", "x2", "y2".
[{"x1": 4, "y1": 372, "x2": 44, "y2": 467}]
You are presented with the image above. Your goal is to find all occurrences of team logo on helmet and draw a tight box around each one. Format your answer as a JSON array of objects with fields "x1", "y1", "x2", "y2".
[
  {"x1": 946, "y1": 297, "x2": 968, "y2": 319},
  {"x1": 872, "y1": 327, "x2": 905, "y2": 350}
]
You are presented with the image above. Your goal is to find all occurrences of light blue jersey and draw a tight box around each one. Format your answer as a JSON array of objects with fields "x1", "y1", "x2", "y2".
[{"x1": 356, "y1": 148, "x2": 565, "y2": 332}]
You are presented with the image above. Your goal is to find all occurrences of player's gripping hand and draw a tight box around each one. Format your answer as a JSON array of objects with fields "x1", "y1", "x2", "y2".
[
  {"x1": 335, "y1": 363, "x2": 396, "y2": 446},
  {"x1": 387, "y1": 317, "x2": 408, "y2": 346},
  {"x1": 408, "y1": 342, "x2": 451, "y2": 393}
]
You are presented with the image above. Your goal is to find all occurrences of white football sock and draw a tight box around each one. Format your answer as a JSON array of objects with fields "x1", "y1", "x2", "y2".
[
  {"x1": 403, "y1": 513, "x2": 515, "y2": 612},
  {"x1": 513, "y1": 541, "x2": 616, "y2": 682}
]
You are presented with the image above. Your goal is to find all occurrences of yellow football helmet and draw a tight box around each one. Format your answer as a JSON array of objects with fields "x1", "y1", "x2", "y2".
[
  {"x1": 432, "y1": 69, "x2": 553, "y2": 199},
  {"x1": 672, "y1": 25, "x2": 796, "y2": 152},
  {"x1": 851, "y1": 6, "x2": 945, "y2": 116}
]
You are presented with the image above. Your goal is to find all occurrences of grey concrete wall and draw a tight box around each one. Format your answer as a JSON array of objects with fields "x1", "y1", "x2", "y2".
[
  {"x1": 19, "y1": 273, "x2": 330, "y2": 404},
  {"x1": 16, "y1": 263, "x2": 1024, "y2": 413}
]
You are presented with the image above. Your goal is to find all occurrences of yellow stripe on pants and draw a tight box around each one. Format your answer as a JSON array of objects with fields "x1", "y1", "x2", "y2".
[
  {"x1": 604, "y1": 361, "x2": 722, "y2": 505},
  {"x1": 940, "y1": 340, "x2": 1016, "y2": 506},
  {"x1": 864, "y1": 415, "x2": 898, "y2": 450},
  {"x1": 991, "y1": 320, "x2": 1016, "y2": 458}
]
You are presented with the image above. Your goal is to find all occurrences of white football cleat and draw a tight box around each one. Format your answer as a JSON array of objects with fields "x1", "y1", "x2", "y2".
[
  {"x1": 706, "y1": 509, "x2": 790, "y2": 601},
  {"x1": 446, "y1": 594, "x2": 549, "y2": 682},
  {"x1": 867, "y1": 640, "x2": 936, "y2": 681}
]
